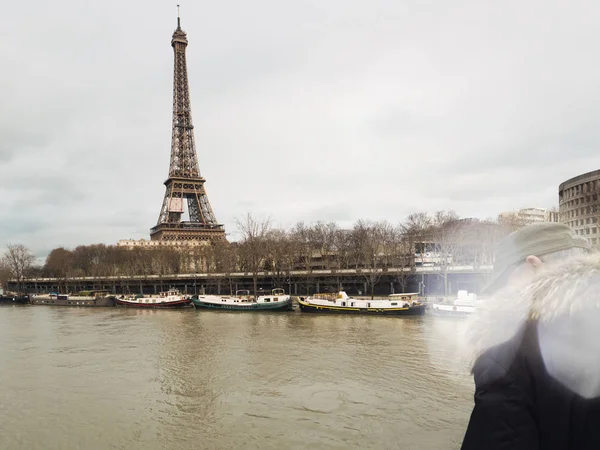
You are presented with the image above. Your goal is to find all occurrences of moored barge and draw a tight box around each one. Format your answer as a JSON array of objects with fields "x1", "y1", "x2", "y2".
[
  {"x1": 31, "y1": 291, "x2": 115, "y2": 307},
  {"x1": 431, "y1": 290, "x2": 477, "y2": 317},
  {"x1": 115, "y1": 289, "x2": 192, "y2": 308},
  {"x1": 299, "y1": 291, "x2": 425, "y2": 316},
  {"x1": 192, "y1": 288, "x2": 292, "y2": 311},
  {"x1": 0, "y1": 293, "x2": 30, "y2": 304}
]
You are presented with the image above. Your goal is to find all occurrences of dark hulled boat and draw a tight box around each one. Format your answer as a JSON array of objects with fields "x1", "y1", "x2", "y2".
[
  {"x1": 31, "y1": 291, "x2": 115, "y2": 307},
  {"x1": 192, "y1": 289, "x2": 293, "y2": 312},
  {"x1": 0, "y1": 294, "x2": 30, "y2": 304},
  {"x1": 115, "y1": 289, "x2": 192, "y2": 308},
  {"x1": 298, "y1": 291, "x2": 426, "y2": 316}
]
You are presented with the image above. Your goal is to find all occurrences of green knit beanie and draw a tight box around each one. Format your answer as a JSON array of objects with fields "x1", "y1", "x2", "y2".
[{"x1": 484, "y1": 222, "x2": 590, "y2": 293}]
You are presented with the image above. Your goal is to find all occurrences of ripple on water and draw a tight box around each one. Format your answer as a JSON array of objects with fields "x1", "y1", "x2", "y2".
[{"x1": 0, "y1": 308, "x2": 473, "y2": 449}]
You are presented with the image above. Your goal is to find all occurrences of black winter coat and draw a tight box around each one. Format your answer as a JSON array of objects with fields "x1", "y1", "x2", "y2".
[{"x1": 461, "y1": 322, "x2": 600, "y2": 450}]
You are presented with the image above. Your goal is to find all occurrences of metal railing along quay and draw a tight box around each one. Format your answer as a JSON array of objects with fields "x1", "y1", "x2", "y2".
[{"x1": 15, "y1": 265, "x2": 493, "y2": 284}]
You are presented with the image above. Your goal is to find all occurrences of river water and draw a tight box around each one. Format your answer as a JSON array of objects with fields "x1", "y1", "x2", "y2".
[{"x1": 0, "y1": 306, "x2": 474, "y2": 449}]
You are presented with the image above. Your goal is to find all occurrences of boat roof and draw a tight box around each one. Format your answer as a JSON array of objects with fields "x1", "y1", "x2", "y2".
[{"x1": 389, "y1": 293, "x2": 419, "y2": 297}]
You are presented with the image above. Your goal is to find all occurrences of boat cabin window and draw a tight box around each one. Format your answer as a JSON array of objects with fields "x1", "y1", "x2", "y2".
[
  {"x1": 391, "y1": 302, "x2": 397, "y2": 306},
  {"x1": 367, "y1": 302, "x2": 371, "y2": 307},
  {"x1": 342, "y1": 302, "x2": 346, "y2": 306},
  {"x1": 264, "y1": 298, "x2": 270, "y2": 302},
  {"x1": 351, "y1": 302, "x2": 354, "y2": 306}
]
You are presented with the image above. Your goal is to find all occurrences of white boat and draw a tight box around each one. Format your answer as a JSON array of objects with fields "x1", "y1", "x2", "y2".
[
  {"x1": 115, "y1": 289, "x2": 192, "y2": 308},
  {"x1": 299, "y1": 291, "x2": 426, "y2": 315},
  {"x1": 431, "y1": 290, "x2": 477, "y2": 316},
  {"x1": 192, "y1": 288, "x2": 292, "y2": 311}
]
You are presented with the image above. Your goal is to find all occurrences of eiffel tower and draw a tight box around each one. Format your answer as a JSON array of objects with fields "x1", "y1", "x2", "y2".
[{"x1": 150, "y1": 13, "x2": 226, "y2": 243}]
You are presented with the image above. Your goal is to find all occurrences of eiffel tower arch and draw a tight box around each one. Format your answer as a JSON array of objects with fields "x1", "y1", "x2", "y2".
[{"x1": 150, "y1": 15, "x2": 226, "y2": 243}]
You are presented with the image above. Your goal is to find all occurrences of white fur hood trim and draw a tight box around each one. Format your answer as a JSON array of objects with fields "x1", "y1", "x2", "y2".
[{"x1": 463, "y1": 253, "x2": 600, "y2": 398}]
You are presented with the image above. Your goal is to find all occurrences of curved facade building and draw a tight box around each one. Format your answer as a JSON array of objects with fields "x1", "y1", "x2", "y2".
[{"x1": 559, "y1": 169, "x2": 600, "y2": 245}]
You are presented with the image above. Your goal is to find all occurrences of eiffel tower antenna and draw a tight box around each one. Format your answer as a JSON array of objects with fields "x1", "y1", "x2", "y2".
[{"x1": 150, "y1": 15, "x2": 226, "y2": 243}]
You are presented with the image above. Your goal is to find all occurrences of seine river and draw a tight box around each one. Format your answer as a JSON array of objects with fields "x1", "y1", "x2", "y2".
[{"x1": 0, "y1": 306, "x2": 474, "y2": 449}]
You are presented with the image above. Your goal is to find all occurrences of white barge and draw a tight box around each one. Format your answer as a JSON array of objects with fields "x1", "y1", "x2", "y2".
[
  {"x1": 431, "y1": 290, "x2": 477, "y2": 317},
  {"x1": 115, "y1": 289, "x2": 192, "y2": 308},
  {"x1": 298, "y1": 291, "x2": 425, "y2": 315},
  {"x1": 192, "y1": 288, "x2": 292, "y2": 311}
]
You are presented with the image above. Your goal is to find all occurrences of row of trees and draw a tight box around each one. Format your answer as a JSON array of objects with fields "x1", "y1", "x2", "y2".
[
  {"x1": 2, "y1": 211, "x2": 517, "y2": 296},
  {"x1": 0, "y1": 244, "x2": 36, "y2": 293}
]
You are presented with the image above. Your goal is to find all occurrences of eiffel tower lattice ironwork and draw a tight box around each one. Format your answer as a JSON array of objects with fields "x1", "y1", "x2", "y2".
[{"x1": 150, "y1": 15, "x2": 226, "y2": 242}]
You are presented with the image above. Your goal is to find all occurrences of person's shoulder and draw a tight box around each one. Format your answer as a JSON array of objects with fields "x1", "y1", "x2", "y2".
[{"x1": 472, "y1": 323, "x2": 534, "y2": 387}]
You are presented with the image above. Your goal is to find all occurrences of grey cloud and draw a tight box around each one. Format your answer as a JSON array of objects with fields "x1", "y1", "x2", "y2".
[{"x1": 2, "y1": 0, "x2": 600, "y2": 258}]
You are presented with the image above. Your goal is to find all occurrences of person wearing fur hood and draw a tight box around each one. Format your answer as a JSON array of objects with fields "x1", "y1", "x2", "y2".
[{"x1": 461, "y1": 222, "x2": 600, "y2": 450}]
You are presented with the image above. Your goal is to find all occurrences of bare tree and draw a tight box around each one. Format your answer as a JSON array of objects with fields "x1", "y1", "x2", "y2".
[
  {"x1": 2, "y1": 244, "x2": 35, "y2": 293},
  {"x1": 151, "y1": 248, "x2": 182, "y2": 276},
  {"x1": 264, "y1": 229, "x2": 297, "y2": 292},
  {"x1": 401, "y1": 212, "x2": 432, "y2": 266},
  {"x1": 330, "y1": 228, "x2": 353, "y2": 289},
  {"x1": 126, "y1": 247, "x2": 154, "y2": 277},
  {"x1": 458, "y1": 220, "x2": 509, "y2": 267},
  {"x1": 390, "y1": 226, "x2": 415, "y2": 293},
  {"x1": 103, "y1": 246, "x2": 130, "y2": 277},
  {"x1": 43, "y1": 247, "x2": 74, "y2": 292},
  {"x1": 352, "y1": 220, "x2": 394, "y2": 299},
  {"x1": 0, "y1": 259, "x2": 11, "y2": 292},
  {"x1": 497, "y1": 212, "x2": 527, "y2": 233},
  {"x1": 211, "y1": 241, "x2": 237, "y2": 295},
  {"x1": 290, "y1": 222, "x2": 318, "y2": 294},
  {"x1": 44, "y1": 247, "x2": 73, "y2": 277},
  {"x1": 429, "y1": 210, "x2": 464, "y2": 296},
  {"x1": 332, "y1": 228, "x2": 352, "y2": 270},
  {"x1": 311, "y1": 222, "x2": 339, "y2": 270},
  {"x1": 236, "y1": 213, "x2": 271, "y2": 297}
]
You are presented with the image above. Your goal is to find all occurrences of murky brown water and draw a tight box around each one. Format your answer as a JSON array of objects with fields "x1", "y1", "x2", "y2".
[{"x1": 0, "y1": 306, "x2": 474, "y2": 449}]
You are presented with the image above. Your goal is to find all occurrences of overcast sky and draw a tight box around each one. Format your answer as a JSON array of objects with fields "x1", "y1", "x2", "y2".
[{"x1": 2, "y1": 0, "x2": 600, "y2": 258}]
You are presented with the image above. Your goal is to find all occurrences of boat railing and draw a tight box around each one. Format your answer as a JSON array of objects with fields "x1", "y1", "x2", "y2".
[
  {"x1": 235, "y1": 290, "x2": 251, "y2": 297},
  {"x1": 311, "y1": 293, "x2": 337, "y2": 301},
  {"x1": 272, "y1": 288, "x2": 286, "y2": 296}
]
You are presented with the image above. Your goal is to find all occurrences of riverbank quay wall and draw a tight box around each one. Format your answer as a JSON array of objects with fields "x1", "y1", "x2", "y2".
[{"x1": 12, "y1": 266, "x2": 492, "y2": 297}]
